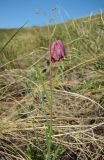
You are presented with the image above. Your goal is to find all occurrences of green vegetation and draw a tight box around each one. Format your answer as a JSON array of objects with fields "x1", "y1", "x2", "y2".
[{"x1": 0, "y1": 12, "x2": 104, "y2": 160}]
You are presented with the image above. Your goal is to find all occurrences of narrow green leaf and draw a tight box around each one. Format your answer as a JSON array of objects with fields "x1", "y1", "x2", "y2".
[{"x1": 0, "y1": 21, "x2": 28, "y2": 54}]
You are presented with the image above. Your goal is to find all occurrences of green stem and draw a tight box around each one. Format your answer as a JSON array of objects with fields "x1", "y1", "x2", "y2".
[
  {"x1": 48, "y1": 45, "x2": 53, "y2": 160},
  {"x1": 49, "y1": 54, "x2": 53, "y2": 128}
]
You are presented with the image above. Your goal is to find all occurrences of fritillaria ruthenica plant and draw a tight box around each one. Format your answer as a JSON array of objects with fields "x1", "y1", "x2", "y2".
[
  {"x1": 48, "y1": 39, "x2": 66, "y2": 121},
  {"x1": 49, "y1": 40, "x2": 66, "y2": 63},
  {"x1": 46, "y1": 40, "x2": 66, "y2": 158}
]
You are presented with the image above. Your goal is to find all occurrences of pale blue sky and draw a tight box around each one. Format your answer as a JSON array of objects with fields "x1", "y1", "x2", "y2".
[{"x1": 0, "y1": 0, "x2": 104, "y2": 28}]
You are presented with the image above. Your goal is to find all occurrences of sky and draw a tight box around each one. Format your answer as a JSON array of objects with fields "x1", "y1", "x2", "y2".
[{"x1": 0, "y1": 0, "x2": 104, "y2": 28}]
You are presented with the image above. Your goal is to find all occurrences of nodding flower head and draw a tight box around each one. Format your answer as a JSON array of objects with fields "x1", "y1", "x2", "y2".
[{"x1": 49, "y1": 40, "x2": 66, "y2": 63}]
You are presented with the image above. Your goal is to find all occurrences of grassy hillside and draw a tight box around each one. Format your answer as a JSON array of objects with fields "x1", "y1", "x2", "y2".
[
  {"x1": 0, "y1": 13, "x2": 104, "y2": 160},
  {"x1": 0, "y1": 13, "x2": 104, "y2": 68}
]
